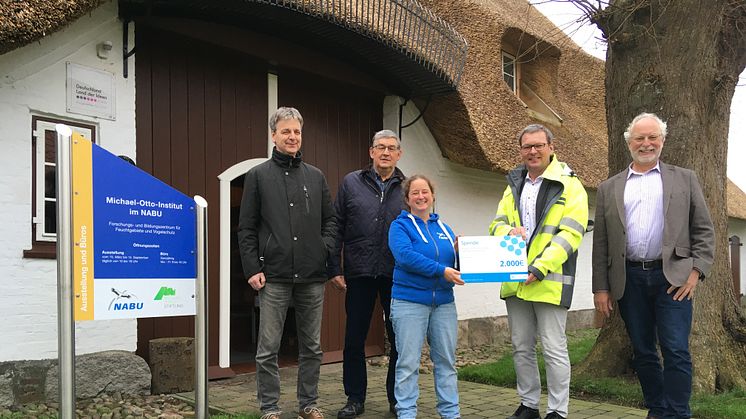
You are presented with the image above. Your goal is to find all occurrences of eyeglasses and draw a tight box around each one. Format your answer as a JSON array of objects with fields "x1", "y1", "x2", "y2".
[
  {"x1": 372, "y1": 144, "x2": 400, "y2": 152},
  {"x1": 630, "y1": 134, "x2": 662, "y2": 143},
  {"x1": 520, "y1": 143, "x2": 549, "y2": 152}
]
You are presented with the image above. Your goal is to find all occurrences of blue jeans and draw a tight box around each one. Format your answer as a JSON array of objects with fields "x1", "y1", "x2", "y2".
[
  {"x1": 391, "y1": 298, "x2": 460, "y2": 419},
  {"x1": 618, "y1": 265, "x2": 693, "y2": 419}
]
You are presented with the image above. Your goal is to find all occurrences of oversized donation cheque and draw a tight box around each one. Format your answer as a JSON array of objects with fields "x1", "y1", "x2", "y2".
[{"x1": 458, "y1": 236, "x2": 528, "y2": 283}]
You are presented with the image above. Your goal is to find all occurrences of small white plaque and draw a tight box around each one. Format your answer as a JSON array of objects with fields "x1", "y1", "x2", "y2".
[{"x1": 67, "y1": 62, "x2": 116, "y2": 120}]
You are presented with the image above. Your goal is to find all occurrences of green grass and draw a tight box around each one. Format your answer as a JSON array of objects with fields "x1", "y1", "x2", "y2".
[
  {"x1": 571, "y1": 375, "x2": 644, "y2": 407},
  {"x1": 458, "y1": 329, "x2": 746, "y2": 419},
  {"x1": 212, "y1": 414, "x2": 261, "y2": 419},
  {"x1": 458, "y1": 328, "x2": 598, "y2": 388},
  {"x1": 690, "y1": 389, "x2": 746, "y2": 419}
]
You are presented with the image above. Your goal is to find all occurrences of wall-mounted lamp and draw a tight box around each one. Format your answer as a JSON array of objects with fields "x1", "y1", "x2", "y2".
[{"x1": 97, "y1": 41, "x2": 113, "y2": 59}]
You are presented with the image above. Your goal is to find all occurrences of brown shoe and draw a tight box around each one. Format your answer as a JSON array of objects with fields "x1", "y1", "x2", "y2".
[
  {"x1": 260, "y1": 412, "x2": 282, "y2": 419},
  {"x1": 299, "y1": 406, "x2": 325, "y2": 419}
]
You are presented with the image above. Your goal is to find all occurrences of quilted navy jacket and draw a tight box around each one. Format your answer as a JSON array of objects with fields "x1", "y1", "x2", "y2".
[{"x1": 329, "y1": 167, "x2": 405, "y2": 278}]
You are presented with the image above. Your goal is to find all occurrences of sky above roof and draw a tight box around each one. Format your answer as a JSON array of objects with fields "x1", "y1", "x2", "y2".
[{"x1": 531, "y1": 1, "x2": 746, "y2": 191}]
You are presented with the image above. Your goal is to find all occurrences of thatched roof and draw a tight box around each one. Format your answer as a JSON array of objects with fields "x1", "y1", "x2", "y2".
[
  {"x1": 418, "y1": 0, "x2": 608, "y2": 187},
  {"x1": 3, "y1": 0, "x2": 746, "y2": 219},
  {"x1": 417, "y1": 0, "x2": 746, "y2": 220},
  {"x1": 0, "y1": 0, "x2": 104, "y2": 55},
  {"x1": 727, "y1": 180, "x2": 746, "y2": 220},
  {"x1": 1, "y1": 0, "x2": 467, "y2": 96}
]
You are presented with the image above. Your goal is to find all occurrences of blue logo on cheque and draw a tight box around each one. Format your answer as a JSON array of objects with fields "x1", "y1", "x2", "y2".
[{"x1": 500, "y1": 237, "x2": 526, "y2": 256}]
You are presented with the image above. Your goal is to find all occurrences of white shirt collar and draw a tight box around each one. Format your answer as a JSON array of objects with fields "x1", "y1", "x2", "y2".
[
  {"x1": 525, "y1": 173, "x2": 544, "y2": 184},
  {"x1": 627, "y1": 161, "x2": 661, "y2": 178}
]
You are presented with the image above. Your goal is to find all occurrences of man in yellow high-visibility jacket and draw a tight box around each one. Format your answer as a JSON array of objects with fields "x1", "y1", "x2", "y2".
[{"x1": 489, "y1": 125, "x2": 588, "y2": 419}]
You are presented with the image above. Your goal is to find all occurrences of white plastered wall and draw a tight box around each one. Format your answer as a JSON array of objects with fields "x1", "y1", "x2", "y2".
[
  {"x1": 383, "y1": 97, "x2": 596, "y2": 320},
  {"x1": 0, "y1": 1, "x2": 137, "y2": 361}
]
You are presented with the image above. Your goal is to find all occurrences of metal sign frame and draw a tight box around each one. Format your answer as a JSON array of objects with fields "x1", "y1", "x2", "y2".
[{"x1": 55, "y1": 125, "x2": 209, "y2": 418}]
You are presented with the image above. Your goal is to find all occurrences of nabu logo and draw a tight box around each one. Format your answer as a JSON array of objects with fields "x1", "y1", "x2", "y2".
[
  {"x1": 437, "y1": 232, "x2": 449, "y2": 240},
  {"x1": 108, "y1": 288, "x2": 144, "y2": 311}
]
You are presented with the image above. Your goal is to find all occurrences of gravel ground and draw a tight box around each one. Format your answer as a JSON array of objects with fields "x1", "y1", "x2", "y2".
[
  {"x1": 425, "y1": 340, "x2": 512, "y2": 372},
  {"x1": 0, "y1": 342, "x2": 511, "y2": 418},
  {"x1": 0, "y1": 393, "x2": 196, "y2": 419}
]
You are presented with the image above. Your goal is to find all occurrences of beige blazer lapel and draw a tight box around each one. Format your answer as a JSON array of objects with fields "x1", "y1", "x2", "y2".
[
  {"x1": 661, "y1": 162, "x2": 674, "y2": 216},
  {"x1": 614, "y1": 169, "x2": 629, "y2": 227}
]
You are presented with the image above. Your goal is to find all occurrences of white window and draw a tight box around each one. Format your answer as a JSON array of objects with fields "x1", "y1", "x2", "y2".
[
  {"x1": 502, "y1": 51, "x2": 517, "y2": 93},
  {"x1": 30, "y1": 117, "x2": 95, "y2": 250}
]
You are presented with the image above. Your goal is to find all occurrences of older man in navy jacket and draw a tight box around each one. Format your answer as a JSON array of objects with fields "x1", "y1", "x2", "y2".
[{"x1": 330, "y1": 129, "x2": 404, "y2": 418}]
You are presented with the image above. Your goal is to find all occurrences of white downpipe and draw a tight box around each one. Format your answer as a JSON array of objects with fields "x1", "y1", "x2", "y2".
[{"x1": 267, "y1": 73, "x2": 278, "y2": 158}]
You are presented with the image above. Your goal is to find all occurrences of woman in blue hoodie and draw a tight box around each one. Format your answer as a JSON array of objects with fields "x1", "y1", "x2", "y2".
[{"x1": 388, "y1": 174, "x2": 463, "y2": 419}]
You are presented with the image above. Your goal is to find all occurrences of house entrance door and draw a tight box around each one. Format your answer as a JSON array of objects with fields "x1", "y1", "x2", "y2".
[
  {"x1": 135, "y1": 22, "x2": 386, "y2": 372},
  {"x1": 134, "y1": 25, "x2": 269, "y2": 371},
  {"x1": 277, "y1": 68, "x2": 386, "y2": 363}
]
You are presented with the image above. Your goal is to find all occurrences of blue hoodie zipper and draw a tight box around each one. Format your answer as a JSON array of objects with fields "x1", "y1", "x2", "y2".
[{"x1": 423, "y1": 219, "x2": 440, "y2": 307}]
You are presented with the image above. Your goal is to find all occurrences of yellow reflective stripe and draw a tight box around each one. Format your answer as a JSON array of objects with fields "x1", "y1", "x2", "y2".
[
  {"x1": 489, "y1": 215, "x2": 510, "y2": 235},
  {"x1": 551, "y1": 235, "x2": 574, "y2": 256},
  {"x1": 540, "y1": 225, "x2": 559, "y2": 235},
  {"x1": 544, "y1": 273, "x2": 574, "y2": 285},
  {"x1": 559, "y1": 217, "x2": 585, "y2": 235},
  {"x1": 493, "y1": 215, "x2": 509, "y2": 224}
]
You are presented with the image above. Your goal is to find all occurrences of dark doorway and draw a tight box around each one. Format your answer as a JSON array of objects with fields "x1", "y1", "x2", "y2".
[
  {"x1": 228, "y1": 176, "x2": 300, "y2": 372},
  {"x1": 229, "y1": 176, "x2": 255, "y2": 365}
]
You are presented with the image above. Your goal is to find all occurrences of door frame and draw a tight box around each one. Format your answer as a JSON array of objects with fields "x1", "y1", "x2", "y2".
[{"x1": 217, "y1": 158, "x2": 268, "y2": 368}]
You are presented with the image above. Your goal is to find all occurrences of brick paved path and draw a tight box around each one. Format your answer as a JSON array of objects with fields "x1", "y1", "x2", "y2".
[{"x1": 180, "y1": 362, "x2": 647, "y2": 418}]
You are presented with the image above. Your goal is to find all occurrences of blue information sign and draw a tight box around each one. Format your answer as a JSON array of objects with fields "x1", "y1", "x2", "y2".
[
  {"x1": 72, "y1": 135, "x2": 197, "y2": 321},
  {"x1": 92, "y1": 146, "x2": 196, "y2": 279}
]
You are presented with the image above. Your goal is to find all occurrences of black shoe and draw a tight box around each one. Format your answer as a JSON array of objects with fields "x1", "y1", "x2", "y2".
[
  {"x1": 337, "y1": 401, "x2": 364, "y2": 418},
  {"x1": 544, "y1": 413, "x2": 566, "y2": 419},
  {"x1": 507, "y1": 404, "x2": 540, "y2": 419}
]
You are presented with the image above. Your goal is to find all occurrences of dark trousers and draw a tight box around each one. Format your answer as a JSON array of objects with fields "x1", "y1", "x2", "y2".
[
  {"x1": 618, "y1": 264, "x2": 693, "y2": 419},
  {"x1": 342, "y1": 275, "x2": 397, "y2": 405}
]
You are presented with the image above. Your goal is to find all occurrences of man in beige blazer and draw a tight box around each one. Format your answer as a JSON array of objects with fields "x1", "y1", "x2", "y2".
[{"x1": 592, "y1": 113, "x2": 714, "y2": 419}]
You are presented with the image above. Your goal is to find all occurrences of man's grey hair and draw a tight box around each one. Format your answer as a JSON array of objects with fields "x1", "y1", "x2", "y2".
[
  {"x1": 269, "y1": 107, "x2": 304, "y2": 132},
  {"x1": 623, "y1": 112, "x2": 668, "y2": 142},
  {"x1": 516, "y1": 124, "x2": 554, "y2": 145},
  {"x1": 371, "y1": 129, "x2": 401, "y2": 147}
]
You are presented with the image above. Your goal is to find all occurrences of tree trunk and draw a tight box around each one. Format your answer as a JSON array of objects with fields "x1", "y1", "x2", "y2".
[{"x1": 573, "y1": 0, "x2": 746, "y2": 392}]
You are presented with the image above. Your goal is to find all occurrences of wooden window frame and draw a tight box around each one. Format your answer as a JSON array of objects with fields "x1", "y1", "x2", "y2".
[
  {"x1": 502, "y1": 51, "x2": 517, "y2": 93},
  {"x1": 24, "y1": 116, "x2": 96, "y2": 259}
]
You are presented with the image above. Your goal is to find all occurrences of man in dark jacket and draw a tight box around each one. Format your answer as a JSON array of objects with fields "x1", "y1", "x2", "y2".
[
  {"x1": 330, "y1": 129, "x2": 404, "y2": 418},
  {"x1": 238, "y1": 107, "x2": 336, "y2": 419}
]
